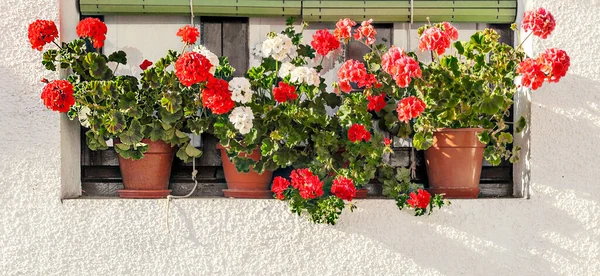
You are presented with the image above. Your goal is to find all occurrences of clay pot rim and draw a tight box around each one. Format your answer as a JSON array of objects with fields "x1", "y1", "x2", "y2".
[{"x1": 434, "y1": 127, "x2": 485, "y2": 132}]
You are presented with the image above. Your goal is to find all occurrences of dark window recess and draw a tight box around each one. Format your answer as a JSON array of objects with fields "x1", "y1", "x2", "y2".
[{"x1": 82, "y1": 21, "x2": 514, "y2": 198}]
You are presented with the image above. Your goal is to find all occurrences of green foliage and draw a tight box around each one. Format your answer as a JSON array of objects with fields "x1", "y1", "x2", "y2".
[
  {"x1": 38, "y1": 31, "x2": 223, "y2": 161},
  {"x1": 413, "y1": 28, "x2": 527, "y2": 165}
]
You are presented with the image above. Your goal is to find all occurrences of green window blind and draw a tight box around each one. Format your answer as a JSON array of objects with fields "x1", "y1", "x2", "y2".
[
  {"x1": 79, "y1": 0, "x2": 516, "y2": 23},
  {"x1": 79, "y1": 0, "x2": 302, "y2": 17}
]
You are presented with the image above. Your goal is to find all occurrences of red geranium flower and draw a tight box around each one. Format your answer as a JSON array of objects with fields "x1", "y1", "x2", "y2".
[
  {"x1": 381, "y1": 46, "x2": 422, "y2": 88},
  {"x1": 311, "y1": 29, "x2": 341, "y2": 56},
  {"x1": 334, "y1": 18, "x2": 356, "y2": 41},
  {"x1": 407, "y1": 189, "x2": 431, "y2": 209},
  {"x1": 337, "y1": 59, "x2": 378, "y2": 93},
  {"x1": 367, "y1": 93, "x2": 386, "y2": 112},
  {"x1": 348, "y1": 124, "x2": 371, "y2": 142},
  {"x1": 76, "y1": 17, "x2": 107, "y2": 49},
  {"x1": 538, "y1": 48, "x2": 570, "y2": 83},
  {"x1": 353, "y1": 19, "x2": 377, "y2": 45},
  {"x1": 28, "y1": 20, "x2": 58, "y2": 51},
  {"x1": 139, "y1": 59, "x2": 153, "y2": 70},
  {"x1": 177, "y1": 25, "x2": 200, "y2": 45},
  {"x1": 271, "y1": 176, "x2": 290, "y2": 200},
  {"x1": 41, "y1": 80, "x2": 75, "y2": 113},
  {"x1": 175, "y1": 52, "x2": 213, "y2": 87},
  {"x1": 290, "y1": 168, "x2": 324, "y2": 199},
  {"x1": 522, "y1": 8, "x2": 556, "y2": 39},
  {"x1": 516, "y1": 58, "x2": 546, "y2": 90},
  {"x1": 397, "y1": 96, "x2": 426, "y2": 123},
  {"x1": 418, "y1": 27, "x2": 451, "y2": 55},
  {"x1": 331, "y1": 176, "x2": 357, "y2": 201},
  {"x1": 272, "y1": 81, "x2": 298, "y2": 103},
  {"x1": 441, "y1": 22, "x2": 459, "y2": 41},
  {"x1": 202, "y1": 76, "x2": 235, "y2": 114},
  {"x1": 383, "y1": 138, "x2": 392, "y2": 146}
]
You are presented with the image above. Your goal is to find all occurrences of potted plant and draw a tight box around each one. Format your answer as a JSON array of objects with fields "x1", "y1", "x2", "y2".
[
  {"x1": 212, "y1": 18, "x2": 343, "y2": 198},
  {"x1": 29, "y1": 19, "x2": 223, "y2": 198},
  {"x1": 411, "y1": 9, "x2": 570, "y2": 198}
]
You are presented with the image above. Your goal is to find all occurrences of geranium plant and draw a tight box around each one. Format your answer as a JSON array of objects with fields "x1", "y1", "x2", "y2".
[
  {"x1": 29, "y1": 18, "x2": 230, "y2": 161},
  {"x1": 411, "y1": 9, "x2": 570, "y2": 165}
]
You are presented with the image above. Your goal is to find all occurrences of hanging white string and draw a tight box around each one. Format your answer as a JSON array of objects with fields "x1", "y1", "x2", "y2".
[
  {"x1": 408, "y1": 0, "x2": 414, "y2": 50},
  {"x1": 164, "y1": 0, "x2": 199, "y2": 233},
  {"x1": 189, "y1": 0, "x2": 195, "y2": 25}
]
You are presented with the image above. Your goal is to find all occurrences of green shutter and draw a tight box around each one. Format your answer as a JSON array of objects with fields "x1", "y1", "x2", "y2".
[
  {"x1": 79, "y1": 0, "x2": 516, "y2": 23},
  {"x1": 79, "y1": 0, "x2": 302, "y2": 17}
]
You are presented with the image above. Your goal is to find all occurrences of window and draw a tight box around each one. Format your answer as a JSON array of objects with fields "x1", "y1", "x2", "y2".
[{"x1": 80, "y1": 16, "x2": 515, "y2": 198}]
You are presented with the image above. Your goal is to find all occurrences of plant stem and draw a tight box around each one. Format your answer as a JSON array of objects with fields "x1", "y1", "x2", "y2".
[
  {"x1": 52, "y1": 40, "x2": 63, "y2": 50},
  {"x1": 517, "y1": 32, "x2": 533, "y2": 50}
]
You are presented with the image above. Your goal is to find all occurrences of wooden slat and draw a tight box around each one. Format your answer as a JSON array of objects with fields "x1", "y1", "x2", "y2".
[{"x1": 222, "y1": 18, "x2": 249, "y2": 77}]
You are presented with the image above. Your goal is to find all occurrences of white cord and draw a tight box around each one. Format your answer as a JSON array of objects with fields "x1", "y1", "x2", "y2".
[{"x1": 190, "y1": 0, "x2": 195, "y2": 25}]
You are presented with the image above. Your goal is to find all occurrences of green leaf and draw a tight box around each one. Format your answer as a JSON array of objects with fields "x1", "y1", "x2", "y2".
[
  {"x1": 105, "y1": 110, "x2": 126, "y2": 134},
  {"x1": 477, "y1": 131, "x2": 491, "y2": 144},
  {"x1": 184, "y1": 142, "x2": 202, "y2": 158},
  {"x1": 480, "y1": 95, "x2": 504, "y2": 115},
  {"x1": 497, "y1": 132, "x2": 513, "y2": 145},
  {"x1": 108, "y1": 50, "x2": 127, "y2": 65},
  {"x1": 159, "y1": 108, "x2": 183, "y2": 124},
  {"x1": 484, "y1": 146, "x2": 502, "y2": 166},
  {"x1": 120, "y1": 119, "x2": 145, "y2": 145},
  {"x1": 515, "y1": 116, "x2": 527, "y2": 133},
  {"x1": 413, "y1": 132, "x2": 433, "y2": 150}
]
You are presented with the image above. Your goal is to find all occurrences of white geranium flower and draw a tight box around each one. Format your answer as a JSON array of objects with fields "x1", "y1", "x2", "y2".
[
  {"x1": 290, "y1": 66, "x2": 320, "y2": 86},
  {"x1": 261, "y1": 34, "x2": 295, "y2": 62},
  {"x1": 228, "y1": 77, "x2": 254, "y2": 104},
  {"x1": 228, "y1": 106, "x2": 254, "y2": 135},
  {"x1": 279, "y1": 62, "x2": 296, "y2": 78},
  {"x1": 193, "y1": 45, "x2": 219, "y2": 75}
]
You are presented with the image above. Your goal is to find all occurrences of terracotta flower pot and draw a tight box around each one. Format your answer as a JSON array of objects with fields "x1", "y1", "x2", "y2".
[
  {"x1": 217, "y1": 144, "x2": 273, "y2": 199},
  {"x1": 424, "y1": 128, "x2": 485, "y2": 199},
  {"x1": 116, "y1": 139, "x2": 175, "y2": 199}
]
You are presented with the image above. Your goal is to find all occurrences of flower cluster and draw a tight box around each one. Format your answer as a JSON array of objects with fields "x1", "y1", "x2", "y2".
[
  {"x1": 193, "y1": 45, "x2": 219, "y2": 75},
  {"x1": 272, "y1": 82, "x2": 298, "y2": 103},
  {"x1": 522, "y1": 7, "x2": 556, "y2": 39},
  {"x1": 177, "y1": 25, "x2": 200, "y2": 45},
  {"x1": 290, "y1": 66, "x2": 320, "y2": 86},
  {"x1": 334, "y1": 18, "x2": 356, "y2": 41},
  {"x1": 367, "y1": 93, "x2": 387, "y2": 112},
  {"x1": 397, "y1": 96, "x2": 426, "y2": 123},
  {"x1": 290, "y1": 168, "x2": 324, "y2": 199},
  {"x1": 337, "y1": 59, "x2": 378, "y2": 93},
  {"x1": 517, "y1": 48, "x2": 570, "y2": 90},
  {"x1": 228, "y1": 106, "x2": 254, "y2": 134},
  {"x1": 406, "y1": 189, "x2": 431, "y2": 209},
  {"x1": 27, "y1": 20, "x2": 58, "y2": 51},
  {"x1": 348, "y1": 124, "x2": 371, "y2": 142},
  {"x1": 41, "y1": 80, "x2": 75, "y2": 113},
  {"x1": 261, "y1": 33, "x2": 295, "y2": 61},
  {"x1": 228, "y1": 77, "x2": 254, "y2": 104},
  {"x1": 331, "y1": 176, "x2": 357, "y2": 201},
  {"x1": 418, "y1": 22, "x2": 458, "y2": 55},
  {"x1": 202, "y1": 76, "x2": 235, "y2": 114},
  {"x1": 311, "y1": 29, "x2": 341, "y2": 56},
  {"x1": 175, "y1": 52, "x2": 213, "y2": 87},
  {"x1": 271, "y1": 176, "x2": 290, "y2": 200},
  {"x1": 353, "y1": 19, "x2": 377, "y2": 45},
  {"x1": 75, "y1": 17, "x2": 107, "y2": 49},
  {"x1": 539, "y1": 48, "x2": 570, "y2": 83},
  {"x1": 381, "y1": 46, "x2": 422, "y2": 87}
]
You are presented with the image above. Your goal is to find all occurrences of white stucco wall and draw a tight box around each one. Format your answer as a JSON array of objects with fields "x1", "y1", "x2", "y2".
[{"x1": 0, "y1": 0, "x2": 598, "y2": 275}]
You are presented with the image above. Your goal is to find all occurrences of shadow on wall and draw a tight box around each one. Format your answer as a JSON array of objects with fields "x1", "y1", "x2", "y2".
[{"x1": 330, "y1": 73, "x2": 600, "y2": 275}]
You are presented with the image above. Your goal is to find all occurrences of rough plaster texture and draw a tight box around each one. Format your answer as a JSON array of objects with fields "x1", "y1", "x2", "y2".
[{"x1": 0, "y1": 0, "x2": 599, "y2": 275}]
